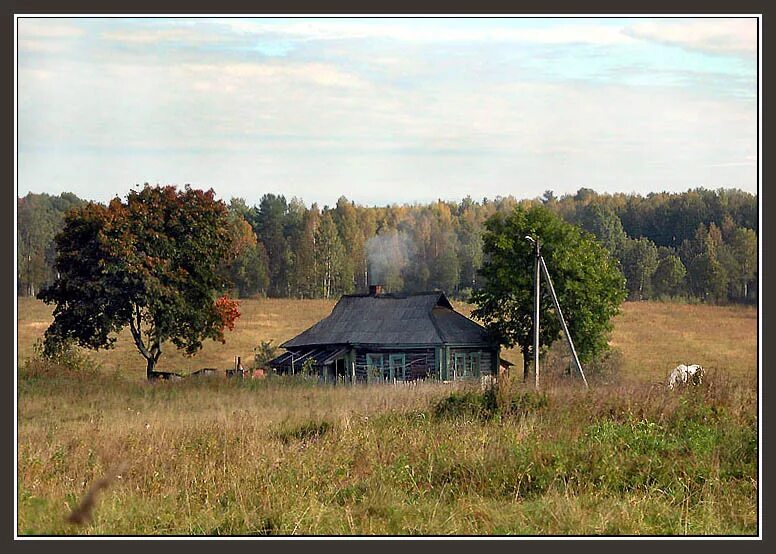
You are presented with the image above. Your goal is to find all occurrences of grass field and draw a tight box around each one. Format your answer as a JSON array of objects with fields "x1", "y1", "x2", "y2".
[
  {"x1": 16, "y1": 297, "x2": 758, "y2": 536},
  {"x1": 17, "y1": 297, "x2": 757, "y2": 382}
]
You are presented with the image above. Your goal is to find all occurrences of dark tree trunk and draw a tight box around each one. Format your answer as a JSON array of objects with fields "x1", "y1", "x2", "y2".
[
  {"x1": 146, "y1": 357, "x2": 157, "y2": 379},
  {"x1": 145, "y1": 346, "x2": 162, "y2": 380}
]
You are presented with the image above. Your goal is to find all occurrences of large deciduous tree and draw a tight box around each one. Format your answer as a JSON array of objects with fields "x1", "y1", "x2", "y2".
[
  {"x1": 472, "y1": 205, "x2": 626, "y2": 379},
  {"x1": 38, "y1": 185, "x2": 240, "y2": 378}
]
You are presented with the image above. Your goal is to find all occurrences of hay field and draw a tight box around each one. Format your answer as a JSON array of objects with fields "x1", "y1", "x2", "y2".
[
  {"x1": 17, "y1": 297, "x2": 757, "y2": 382},
  {"x1": 16, "y1": 297, "x2": 758, "y2": 535}
]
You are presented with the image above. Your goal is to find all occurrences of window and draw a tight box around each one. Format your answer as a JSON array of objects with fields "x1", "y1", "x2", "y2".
[
  {"x1": 389, "y1": 354, "x2": 406, "y2": 381},
  {"x1": 454, "y1": 353, "x2": 466, "y2": 380},
  {"x1": 366, "y1": 354, "x2": 383, "y2": 383}
]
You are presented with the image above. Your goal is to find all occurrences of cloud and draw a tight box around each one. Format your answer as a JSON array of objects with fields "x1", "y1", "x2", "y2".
[
  {"x1": 183, "y1": 61, "x2": 370, "y2": 90},
  {"x1": 100, "y1": 27, "x2": 222, "y2": 44},
  {"x1": 623, "y1": 19, "x2": 756, "y2": 55},
  {"x1": 705, "y1": 160, "x2": 757, "y2": 168},
  {"x1": 18, "y1": 19, "x2": 84, "y2": 39},
  {"x1": 16, "y1": 17, "x2": 758, "y2": 203},
  {"x1": 18, "y1": 38, "x2": 66, "y2": 53},
  {"x1": 222, "y1": 19, "x2": 635, "y2": 46}
]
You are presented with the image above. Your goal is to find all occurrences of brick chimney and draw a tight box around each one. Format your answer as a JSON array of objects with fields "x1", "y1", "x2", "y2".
[{"x1": 369, "y1": 284, "x2": 383, "y2": 296}]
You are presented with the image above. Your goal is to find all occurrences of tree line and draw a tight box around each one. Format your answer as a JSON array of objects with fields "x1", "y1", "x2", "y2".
[{"x1": 18, "y1": 187, "x2": 757, "y2": 304}]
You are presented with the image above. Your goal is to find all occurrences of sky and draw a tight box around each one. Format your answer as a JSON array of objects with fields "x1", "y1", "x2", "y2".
[{"x1": 16, "y1": 17, "x2": 758, "y2": 207}]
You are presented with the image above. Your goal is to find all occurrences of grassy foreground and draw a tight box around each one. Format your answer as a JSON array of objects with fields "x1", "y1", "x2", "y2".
[{"x1": 16, "y1": 298, "x2": 758, "y2": 535}]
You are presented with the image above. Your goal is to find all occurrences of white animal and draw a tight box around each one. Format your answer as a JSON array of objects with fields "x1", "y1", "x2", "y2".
[{"x1": 667, "y1": 364, "x2": 704, "y2": 390}]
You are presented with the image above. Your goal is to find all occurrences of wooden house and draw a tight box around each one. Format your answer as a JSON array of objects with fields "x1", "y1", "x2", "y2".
[{"x1": 269, "y1": 285, "x2": 505, "y2": 383}]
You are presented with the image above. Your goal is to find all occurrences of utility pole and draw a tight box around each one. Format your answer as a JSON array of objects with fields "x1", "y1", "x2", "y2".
[
  {"x1": 525, "y1": 235, "x2": 589, "y2": 390},
  {"x1": 540, "y1": 257, "x2": 589, "y2": 389},
  {"x1": 525, "y1": 236, "x2": 541, "y2": 388}
]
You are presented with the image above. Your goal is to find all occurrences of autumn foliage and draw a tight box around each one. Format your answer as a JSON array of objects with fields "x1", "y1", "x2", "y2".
[
  {"x1": 39, "y1": 185, "x2": 240, "y2": 378},
  {"x1": 214, "y1": 295, "x2": 241, "y2": 335}
]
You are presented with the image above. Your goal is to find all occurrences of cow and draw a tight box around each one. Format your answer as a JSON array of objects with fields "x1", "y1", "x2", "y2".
[{"x1": 667, "y1": 364, "x2": 704, "y2": 390}]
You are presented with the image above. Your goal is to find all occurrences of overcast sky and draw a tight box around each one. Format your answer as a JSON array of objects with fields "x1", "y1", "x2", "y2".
[{"x1": 17, "y1": 17, "x2": 758, "y2": 207}]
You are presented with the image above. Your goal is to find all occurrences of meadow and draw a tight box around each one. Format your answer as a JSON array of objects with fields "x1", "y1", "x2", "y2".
[{"x1": 17, "y1": 297, "x2": 758, "y2": 535}]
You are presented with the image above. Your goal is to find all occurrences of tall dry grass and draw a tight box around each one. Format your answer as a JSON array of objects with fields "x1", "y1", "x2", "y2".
[
  {"x1": 18, "y1": 366, "x2": 756, "y2": 535},
  {"x1": 16, "y1": 297, "x2": 758, "y2": 535}
]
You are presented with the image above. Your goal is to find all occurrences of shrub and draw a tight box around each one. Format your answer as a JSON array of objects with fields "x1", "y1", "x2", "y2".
[
  {"x1": 503, "y1": 391, "x2": 549, "y2": 417},
  {"x1": 253, "y1": 340, "x2": 278, "y2": 368},
  {"x1": 433, "y1": 388, "x2": 547, "y2": 421},
  {"x1": 20, "y1": 339, "x2": 97, "y2": 380},
  {"x1": 432, "y1": 390, "x2": 498, "y2": 421},
  {"x1": 275, "y1": 420, "x2": 332, "y2": 444}
]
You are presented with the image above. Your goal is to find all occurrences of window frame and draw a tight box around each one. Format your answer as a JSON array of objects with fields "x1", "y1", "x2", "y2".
[
  {"x1": 366, "y1": 353, "x2": 384, "y2": 383},
  {"x1": 389, "y1": 353, "x2": 406, "y2": 381}
]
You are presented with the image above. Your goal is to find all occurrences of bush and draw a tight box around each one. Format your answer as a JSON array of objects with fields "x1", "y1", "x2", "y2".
[
  {"x1": 253, "y1": 340, "x2": 277, "y2": 368},
  {"x1": 433, "y1": 388, "x2": 547, "y2": 421},
  {"x1": 275, "y1": 420, "x2": 333, "y2": 444},
  {"x1": 433, "y1": 390, "x2": 498, "y2": 421},
  {"x1": 503, "y1": 391, "x2": 549, "y2": 417},
  {"x1": 20, "y1": 339, "x2": 97, "y2": 380}
]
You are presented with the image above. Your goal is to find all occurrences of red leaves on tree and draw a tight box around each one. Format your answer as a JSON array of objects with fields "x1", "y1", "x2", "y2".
[
  {"x1": 39, "y1": 184, "x2": 237, "y2": 373},
  {"x1": 215, "y1": 295, "x2": 240, "y2": 332}
]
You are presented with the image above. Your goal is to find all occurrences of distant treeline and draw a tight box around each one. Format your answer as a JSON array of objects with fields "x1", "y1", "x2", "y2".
[{"x1": 18, "y1": 187, "x2": 757, "y2": 304}]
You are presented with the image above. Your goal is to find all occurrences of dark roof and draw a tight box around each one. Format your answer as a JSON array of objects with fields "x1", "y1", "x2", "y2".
[{"x1": 282, "y1": 292, "x2": 494, "y2": 348}]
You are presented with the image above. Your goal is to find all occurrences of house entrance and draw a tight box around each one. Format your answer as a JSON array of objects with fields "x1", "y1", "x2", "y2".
[{"x1": 335, "y1": 358, "x2": 348, "y2": 383}]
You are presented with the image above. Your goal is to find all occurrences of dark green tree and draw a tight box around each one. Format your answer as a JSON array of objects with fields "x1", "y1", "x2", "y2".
[
  {"x1": 288, "y1": 202, "x2": 319, "y2": 298},
  {"x1": 333, "y1": 196, "x2": 363, "y2": 293},
  {"x1": 38, "y1": 185, "x2": 240, "y2": 378},
  {"x1": 688, "y1": 253, "x2": 728, "y2": 303},
  {"x1": 456, "y1": 200, "x2": 484, "y2": 296},
  {"x1": 652, "y1": 251, "x2": 687, "y2": 298},
  {"x1": 230, "y1": 243, "x2": 270, "y2": 298},
  {"x1": 472, "y1": 205, "x2": 626, "y2": 380},
  {"x1": 255, "y1": 194, "x2": 292, "y2": 297},
  {"x1": 579, "y1": 204, "x2": 628, "y2": 257}
]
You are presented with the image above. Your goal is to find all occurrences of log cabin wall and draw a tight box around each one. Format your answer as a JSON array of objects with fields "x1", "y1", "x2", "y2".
[
  {"x1": 440, "y1": 346, "x2": 498, "y2": 381},
  {"x1": 354, "y1": 347, "x2": 437, "y2": 382},
  {"x1": 447, "y1": 347, "x2": 497, "y2": 379}
]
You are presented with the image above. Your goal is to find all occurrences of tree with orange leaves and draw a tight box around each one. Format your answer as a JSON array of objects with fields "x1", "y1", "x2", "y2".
[{"x1": 39, "y1": 185, "x2": 240, "y2": 379}]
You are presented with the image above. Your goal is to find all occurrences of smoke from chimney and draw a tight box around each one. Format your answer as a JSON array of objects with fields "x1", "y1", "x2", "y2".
[{"x1": 365, "y1": 230, "x2": 413, "y2": 288}]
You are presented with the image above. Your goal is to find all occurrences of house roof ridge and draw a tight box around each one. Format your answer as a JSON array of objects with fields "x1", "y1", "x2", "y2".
[
  {"x1": 282, "y1": 290, "x2": 492, "y2": 349},
  {"x1": 340, "y1": 290, "x2": 445, "y2": 299}
]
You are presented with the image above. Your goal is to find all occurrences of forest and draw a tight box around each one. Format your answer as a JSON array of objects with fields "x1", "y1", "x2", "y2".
[{"x1": 17, "y1": 187, "x2": 757, "y2": 305}]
